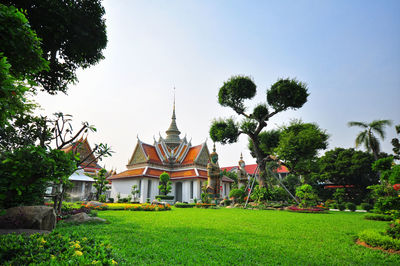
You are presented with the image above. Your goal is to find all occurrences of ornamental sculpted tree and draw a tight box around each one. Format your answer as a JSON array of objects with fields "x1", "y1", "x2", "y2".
[
  {"x1": 210, "y1": 76, "x2": 308, "y2": 187},
  {"x1": 159, "y1": 172, "x2": 172, "y2": 196}
]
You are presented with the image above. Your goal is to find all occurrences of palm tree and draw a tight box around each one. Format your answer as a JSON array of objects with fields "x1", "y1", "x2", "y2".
[{"x1": 348, "y1": 120, "x2": 392, "y2": 160}]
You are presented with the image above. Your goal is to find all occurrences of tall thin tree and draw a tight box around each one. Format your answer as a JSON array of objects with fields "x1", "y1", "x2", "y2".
[{"x1": 348, "y1": 120, "x2": 392, "y2": 160}]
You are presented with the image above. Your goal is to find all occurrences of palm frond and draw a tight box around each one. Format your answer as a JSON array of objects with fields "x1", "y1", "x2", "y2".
[
  {"x1": 355, "y1": 130, "x2": 367, "y2": 148},
  {"x1": 369, "y1": 134, "x2": 380, "y2": 155},
  {"x1": 348, "y1": 121, "x2": 368, "y2": 128},
  {"x1": 370, "y1": 120, "x2": 392, "y2": 140}
]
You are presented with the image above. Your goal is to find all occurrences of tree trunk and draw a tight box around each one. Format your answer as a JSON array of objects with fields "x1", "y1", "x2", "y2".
[{"x1": 250, "y1": 136, "x2": 267, "y2": 188}]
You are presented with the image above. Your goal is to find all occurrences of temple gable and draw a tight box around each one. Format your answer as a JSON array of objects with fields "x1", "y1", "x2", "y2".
[
  {"x1": 127, "y1": 143, "x2": 147, "y2": 167},
  {"x1": 195, "y1": 144, "x2": 210, "y2": 166}
]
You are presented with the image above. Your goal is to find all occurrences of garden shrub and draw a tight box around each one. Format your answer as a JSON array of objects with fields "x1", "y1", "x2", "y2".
[
  {"x1": 360, "y1": 203, "x2": 373, "y2": 212},
  {"x1": 386, "y1": 220, "x2": 400, "y2": 239},
  {"x1": 358, "y1": 229, "x2": 400, "y2": 251},
  {"x1": 195, "y1": 203, "x2": 217, "y2": 209},
  {"x1": 229, "y1": 188, "x2": 245, "y2": 203},
  {"x1": 174, "y1": 203, "x2": 195, "y2": 208},
  {"x1": 295, "y1": 184, "x2": 319, "y2": 208},
  {"x1": 287, "y1": 206, "x2": 327, "y2": 213},
  {"x1": 364, "y1": 213, "x2": 393, "y2": 221},
  {"x1": 346, "y1": 202, "x2": 356, "y2": 212},
  {"x1": 108, "y1": 198, "x2": 114, "y2": 203},
  {"x1": 0, "y1": 232, "x2": 118, "y2": 265},
  {"x1": 337, "y1": 203, "x2": 346, "y2": 211}
]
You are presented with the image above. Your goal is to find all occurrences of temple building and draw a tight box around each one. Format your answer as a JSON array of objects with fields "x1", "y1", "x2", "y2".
[
  {"x1": 108, "y1": 102, "x2": 234, "y2": 203},
  {"x1": 60, "y1": 137, "x2": 104, "y2": 201}
]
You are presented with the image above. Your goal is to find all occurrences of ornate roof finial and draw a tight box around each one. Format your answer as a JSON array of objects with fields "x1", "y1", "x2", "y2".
[
  {"x1": 165, "y1": 87, "x2": 181, "y2": 148},
  {"x1": 240, "y1": 153, "x2": 243, "y2": 160},
  {"x1": 213, "y1": 142, "x2": 216, "y2": 153}
]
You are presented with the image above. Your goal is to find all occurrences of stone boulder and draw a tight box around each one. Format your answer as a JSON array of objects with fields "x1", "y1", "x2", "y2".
[
  {"x1": 0, "y1": 206, "x2": 56, "y2": 231},
  {"x1": 64, "y1": 212, "x2": 106, "y2": 224}
]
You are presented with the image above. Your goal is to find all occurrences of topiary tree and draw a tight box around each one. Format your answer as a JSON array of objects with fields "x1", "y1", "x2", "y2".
[
  {"x1": 210, "y1": 76, "x2": 308, "y2": 188},
  {"x1": 93, "y1": 168, "x2": 110, "y2": 201},
  {"x1": 158, "y1": 172, "x2": 172, "y2": 196},
  {"x1": 131, "y1": 185, "x2": 140, "y2": 202}
]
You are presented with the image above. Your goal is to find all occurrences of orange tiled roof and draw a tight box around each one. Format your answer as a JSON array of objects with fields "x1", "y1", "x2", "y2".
[
  {"x1": 146, "y1": 168, "x2": 165, "y2": 177},
  {"x1": 108, "y1": 168, "x2": 145, "y2": 180},
  {"x1": 181, "y1": 145, "x2": 202, "y2": 165},
  {"x1": 197, "y1": 170, "x2": 207, "y2": 177},
  {"x1": 170, "y1": 169, "x2": 197, "y2": 178},
  {"x1": 142, "y1": 143, "x2": 162, "y2": 163},
  {"x1": 176, "y1": 144, "x2": 188, "y2": 161}
]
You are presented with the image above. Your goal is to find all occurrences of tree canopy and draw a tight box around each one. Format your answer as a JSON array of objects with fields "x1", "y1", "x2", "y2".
[
  {"x1": 274, "y1": 120, "x2": 329, "y2": 177},
  {"x1": 313, "y1": 148, "x2": 378, "y2": 203},
  {"x1": 2, "y1": 0, "x2": 107, "y2": 94},
  {"x1": 210, "y1": 75, "x2": 309, "y2": 187}
]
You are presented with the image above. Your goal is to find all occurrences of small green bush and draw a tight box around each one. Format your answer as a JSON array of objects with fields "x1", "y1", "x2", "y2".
[
  {"x1": 229, "y1": 189, "x2": 245, "y2": 203},
  {"x1": 0, "y1": 232, "x2": 118, "y2": 264},
  {"x1": 360, "y1": 203, "x2": 373, "y2": 212},
  {"x1": 346, "y1": 202, "x2": 356, "y2": 212},
  {"x1": 337, "y1": 203, "x2": 346, "y2": 211},
  {"x1": 364, "y1": 213, "x2": 393, "y2": 221},
  {"x1": 108, "y1": 198, "x2": 114, "y2": 203},
  {"x1": 358, "y1": 229, "x2": 400, "y2": 251},
  {"x1": 386, "y1": 221, "x2": 400, "y2": 239},
  {"x1": 174, "y1": 203, "x2": 195, "y2": 208}
]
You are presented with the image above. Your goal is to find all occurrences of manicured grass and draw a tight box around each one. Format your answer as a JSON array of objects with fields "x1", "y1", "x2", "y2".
[{"x1": 56, "y1": 208, "x2": 400, "y2": 265}]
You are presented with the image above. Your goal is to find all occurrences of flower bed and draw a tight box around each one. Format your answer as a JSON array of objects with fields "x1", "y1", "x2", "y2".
[
  {"x1": 287, "y1": 206, "x2": 328, "y2": 213},
  {"x1": 123, "y1": 203, "x2": 171, "y2": 211},
  {"x1": 0, "y1": 232, "x2": 118, "y2": 265}
]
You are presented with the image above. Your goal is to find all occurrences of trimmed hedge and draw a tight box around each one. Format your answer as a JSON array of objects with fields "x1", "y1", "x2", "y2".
[
  {"x1": 364, "y1": 213, "x2": 393, "y2": 221},
  {"x1": 358, "y1": 229, "x2": 400, "y2": 251},
  {"x1": 156, "y1": 195, "x2": 174, "y2": 200},
  {"x1": 174, "y1": 203, "x2": 195, "y2": 208},
  {"x1": 360, "y1": 203, "x2": 373, "y2": 212}
]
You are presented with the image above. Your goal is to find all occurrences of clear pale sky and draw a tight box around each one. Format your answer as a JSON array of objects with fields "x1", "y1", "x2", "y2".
[{"x1": 36, "y1": 0, "x2": 400, "y2": 172}]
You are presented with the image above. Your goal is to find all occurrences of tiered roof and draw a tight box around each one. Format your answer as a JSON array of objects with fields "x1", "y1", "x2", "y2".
[{"x1": 108, "y1": 99, "x2": 233, "y2": 183}]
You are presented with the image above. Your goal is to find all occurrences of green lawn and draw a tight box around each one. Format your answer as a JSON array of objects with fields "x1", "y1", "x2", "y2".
[{"x1": 56, "y1": 208, "x2": 400, "y2": 265}]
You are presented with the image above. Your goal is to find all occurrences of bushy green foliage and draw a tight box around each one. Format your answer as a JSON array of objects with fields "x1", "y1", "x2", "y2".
[
  {"x1": 156, "y1": 195, "x2": 174, "y2": 200},
  {"x1": 295, "y1": 184, "x2": 318, "y2": 208},
  {"x1": 158, "y1": 172, "x2": 172, "y2": 196},
  {"x1": 93, "y1": 169, "x2": 110, "y2": 201},
  {"x1": 333, "y1": 188, "x2": 345, "y2": 204},
  {"x1": 250, "y1": 186, "x2": 268, "y2": 202},
  {"x1": 2, "y1": 0, "x2": 107, "y2": 94},
  {"x1": 209, "y1": 118, "x2": 239, "y2": 144},
  {"x1": 275, "y1": 120, "x2": 328, "y2": 177},
  {"x1": 229, "y1": 188, "x2": 246, "y2": 203},
  {"x1": 360, "y1": 203, "x2": 373, "y2": 212},
  {"x1": 346, "y1": 202, "x2": 356, "y2": 212},
  {"x1": 0, "y1": 232, "x2": 118, "y2": 265},
  {"x1": 337, "y1": 203, "x2": 346, "y2": 211},
  {"x1": 0, "y1": 145, "x2": 77, "y2": 209},
  {"x1": 386, "y1": 221, "x2": 400, "y2": 239},
  {"x1": 315, "y1": 148, "x2": 378, "y2": 203},
  {"x1": 248, "y1": 130, "x2": 280, "y2": 159},
  {"x1": 364, "y1": 213, "x2": 393, "y2": 221},
  {"x1": 358, "y1": 229, "x2": 400, "y2": 251}
]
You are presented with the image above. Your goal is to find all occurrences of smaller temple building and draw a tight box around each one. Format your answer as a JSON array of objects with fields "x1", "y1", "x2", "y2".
[
  {"x1": 108, "y1": 102, "x2": 234, "y2": 203},
  {"x1": 61, "y1": 137, "x2": 103, "y2": 201}
]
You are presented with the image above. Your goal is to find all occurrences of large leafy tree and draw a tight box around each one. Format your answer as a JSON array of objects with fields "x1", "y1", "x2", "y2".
[
  {"x1": 2, "y1": 0, "x2": 107, "y2": 94},
  {"x1": 210, "y1": 76, "x2": 308, "y2": 187},
  {"x1": 0, "y1": 4, "x2": 48, "y2": 126},
  {"x1": 274, "y1": 120, "x2": 329, "y2": 179},
  {"x1": 314, "y1": 148, "x2": 378, "y2": 203},
  {"x1": 348, "y1": 120, "x2": 392, "y2": 160}
]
